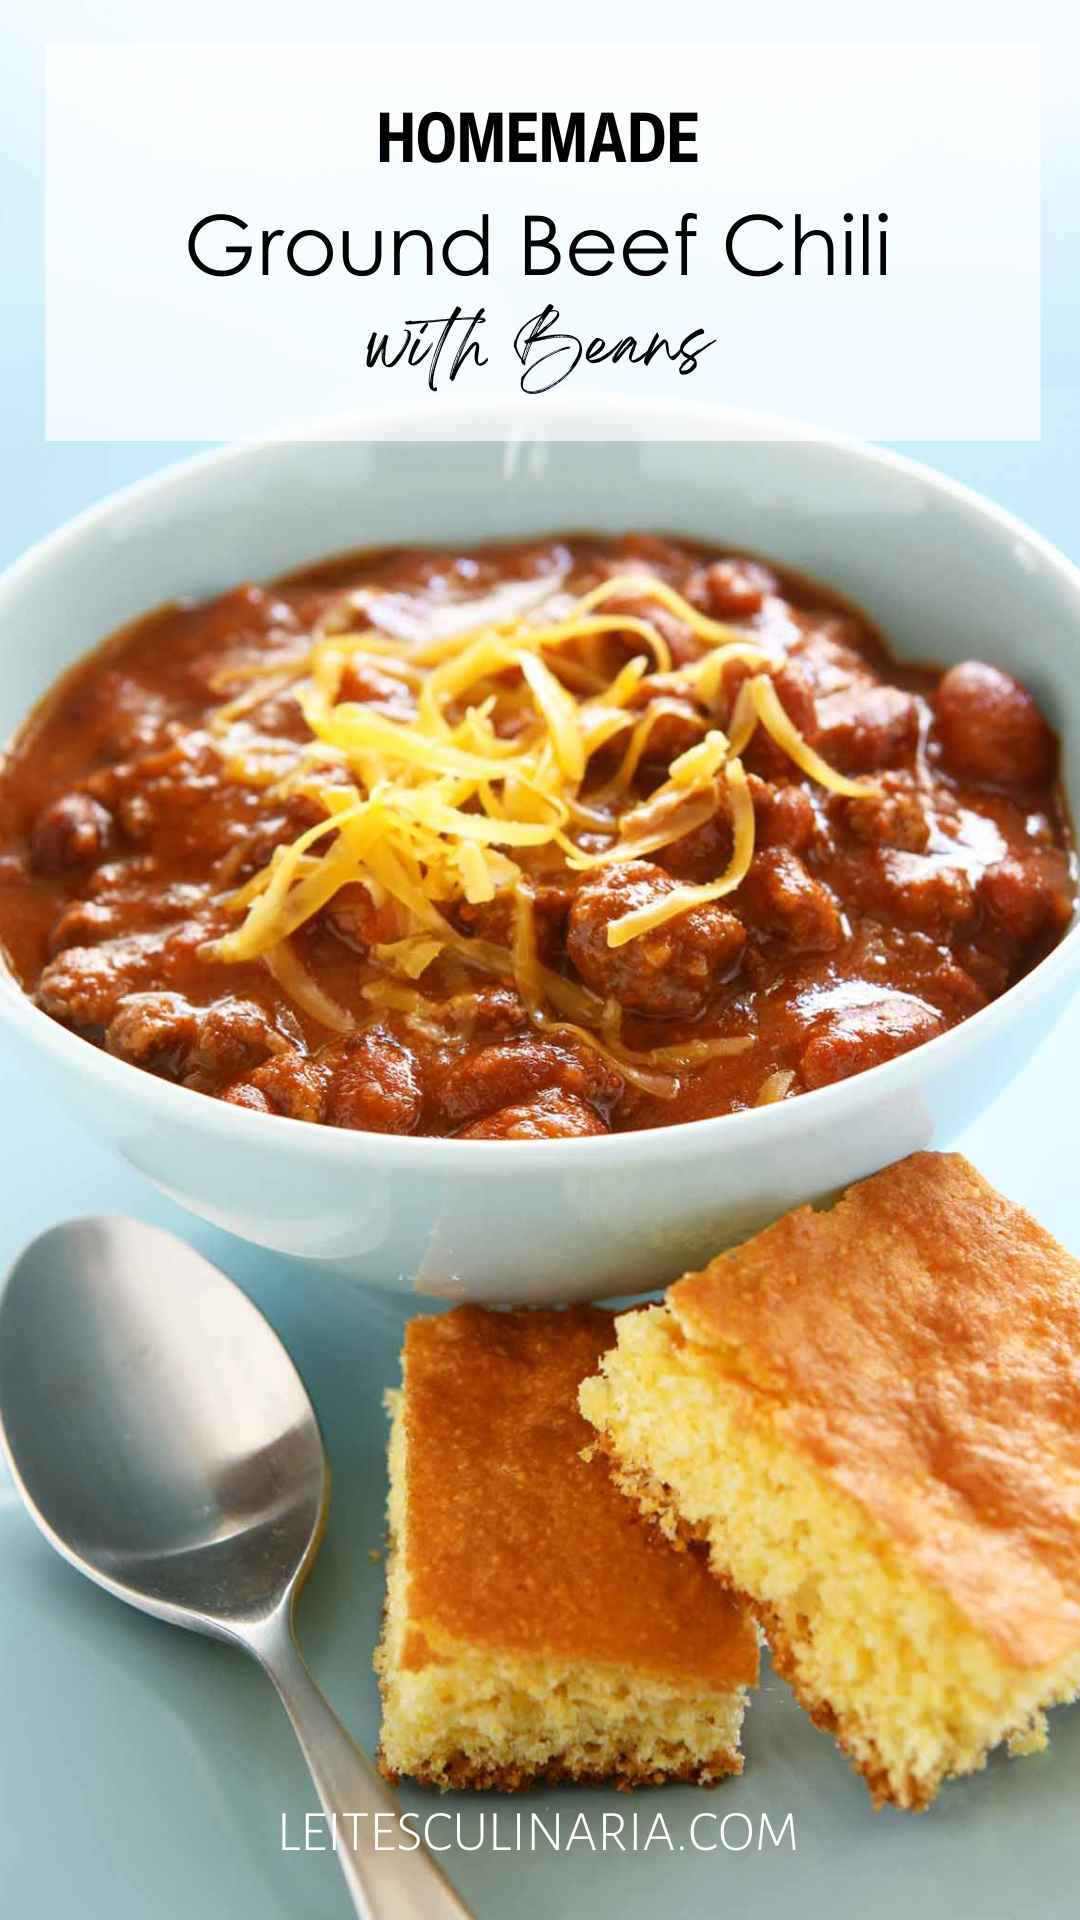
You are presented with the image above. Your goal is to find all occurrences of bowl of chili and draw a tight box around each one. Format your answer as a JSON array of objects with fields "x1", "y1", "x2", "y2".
[{"x1": 0, "y1": 405, "x2": 1077, "y2": 1299}]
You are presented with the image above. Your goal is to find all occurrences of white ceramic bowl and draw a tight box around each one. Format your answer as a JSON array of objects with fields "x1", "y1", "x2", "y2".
[{"x1": 2, "y1": 406, "x2": 1079, "y2": 1302}]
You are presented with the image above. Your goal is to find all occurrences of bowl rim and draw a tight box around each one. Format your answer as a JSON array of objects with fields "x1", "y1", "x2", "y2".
[{"x1": 2, "y1": 395, "x2": 1079, "y2": 1172}]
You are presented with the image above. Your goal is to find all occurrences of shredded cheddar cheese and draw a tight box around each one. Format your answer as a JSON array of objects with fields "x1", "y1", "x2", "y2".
[
  {"x1": 264, "y1": 938, "x2": 355, "y2": 1033},
  {"x1": 604, "y1": 760, "x2": 757, "y2": 948},
  {"x1": 755, "y1": 1067, "x2": 796, "y2": 1105},
  {"x1": 206, "y1": 570, "x2": 875, "y2": 1081}
]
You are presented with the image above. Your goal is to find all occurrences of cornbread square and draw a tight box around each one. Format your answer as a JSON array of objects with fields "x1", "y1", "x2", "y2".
[
  {"x1": 374, "y1": 1305, "x2": 758, "y2": 1791},
  {"x1": 579, "y1": 1152, "x2": 1080, "y2": 1810}
]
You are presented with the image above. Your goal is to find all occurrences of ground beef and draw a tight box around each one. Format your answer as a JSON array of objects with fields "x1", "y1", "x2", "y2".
[
  {"x1": 323, "y1": 1028, "x2": 423, "y2": 1133},
  {"x1": 430, "y1": 986, "x2": 531, "y2": 1041},
  {"x1": 433, "y1": 1033, "x2": 622, "y2": 1128},
  {"x1": 231, "y1": 1049, "x2": 330, "y2": 1122},
  {"x1": 222, "y1": 793, "x2": 328, "y2": 886},
  {"x1": 654, "y1": 777, "x2": 816, "y2": 881},
  {"x1": 837, "y1": 771, "x2": 932, "y2": 853},
  {"x1": 654, "y1": 797, "x2": 733, "y2": 884},
  {"x1": 105, "y1": 992, "x2": 199, "y2": 1073},
  {"x1": 800, "y1": 992, "x2": 946, "y2": 1089},
  {"x1": 928, "y1": 959, "x2": 989, "y2": 1019},
  {"x1": 736, "y1": 848, "x2": 843, "y2": 951},
  {"x1": 35, "y1": 920, "x2": 217, "y2": 1032},
  {"x1": 48, "y1": 883, "x2": 207, "y2": 956},
  {"x1": 814, "y1": 682, "x2": 921, "y2": 772},
  {"x1": 86, "y1": 733, "x2": 263, "y2": 864},
  {"x1": 452, "y1": 880, "x2": 575, "y2": 963},
  {"x1": 221, "y1": 1081, "x2": 273, "y2": 1113},
  {"x1": 567, "y1": 859, "x2": 745, "y2": 1016},
  {"x1": 746, "y1": 776, "x2": 817, "y2": 854},
  {"x1": 457, "y1": 1090, "x2": 608, "y2": 1139},
  {"x1": 685, "y1": 557, "x2": 779, "y2": 621},
  {"x1": 185, "y1": 998, "x2": 292, "y2": 1090},
  {"x1": 834, "y1": 848, "x2": 978, "y2": 941},
  {"x1": 104, "y1": 989, "x2": 288, "y2": 1089}
]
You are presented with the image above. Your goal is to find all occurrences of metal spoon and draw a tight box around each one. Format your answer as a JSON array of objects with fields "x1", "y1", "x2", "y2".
[{"x1": 0, "y1": 1216, "x2": 472, "y2": 1920}]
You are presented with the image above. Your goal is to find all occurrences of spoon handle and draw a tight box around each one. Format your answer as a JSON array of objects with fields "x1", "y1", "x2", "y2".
[{"x1": 255, "y1": 1615, "x2": 475, "y2": 1920}]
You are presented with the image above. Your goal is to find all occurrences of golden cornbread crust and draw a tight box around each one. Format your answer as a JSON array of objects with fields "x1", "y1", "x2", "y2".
[
  {"x1": 378, "y1": 1749, "x2": 742, "y2": 1793},
  {"x1": 580, "y1": 1153, "x2": 1080, "y2": 1811},
  {"x1": 397, "y1": 1305, "x2": 756, "y2": 1685},
  {"x1": 376, "y1": 1305, "x2": 757, "y2": 1792},
  {"x1": 673, "y1": 1151, "x2": 1080, "y2": 1669}
]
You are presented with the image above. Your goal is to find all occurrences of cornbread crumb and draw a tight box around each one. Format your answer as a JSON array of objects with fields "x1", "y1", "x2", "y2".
[
  {"x1": 375, "y1": 1305, "x2": 758, "y2": 1790},
  {"x1": 579, "y1": 1153, "x2": 1080, "y2": 1810}
]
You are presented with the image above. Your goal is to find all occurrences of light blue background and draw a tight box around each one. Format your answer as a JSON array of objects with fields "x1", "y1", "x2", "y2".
[{"x1": 3, "y1": 7, "x2": 1080, "y2": 1918}]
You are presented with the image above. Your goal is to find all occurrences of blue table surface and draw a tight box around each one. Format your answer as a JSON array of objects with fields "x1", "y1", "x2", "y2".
[
  {"x1": 3, "y1": 493, "x2": 1080, "y2": 1920},
  {"x1": 4, "y1": 13, "x2": 1080, "y2": 1917}
]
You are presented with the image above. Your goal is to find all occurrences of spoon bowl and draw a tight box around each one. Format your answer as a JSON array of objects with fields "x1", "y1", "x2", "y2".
[
  {"x1": 0, "y1": 1218, "x2": 326, "y2": 1629},
  {"x1": 0, "y1": 1216, "x2": 471, "y2": 1920}
]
